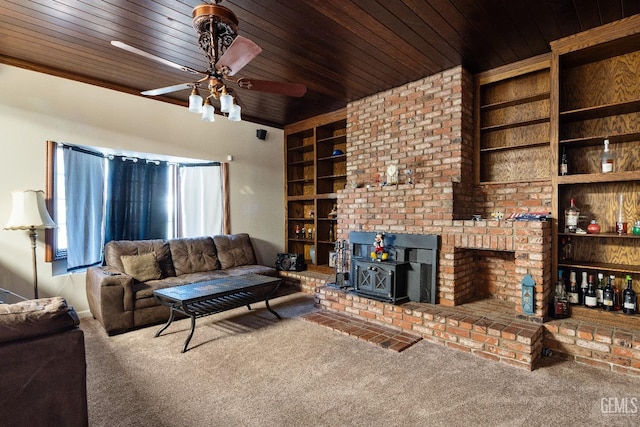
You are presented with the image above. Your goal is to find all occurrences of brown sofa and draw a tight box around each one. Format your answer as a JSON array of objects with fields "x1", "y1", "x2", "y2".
[
  {"x1": 86, "y1": 233, "x2": 278, "y2": 335},
  {"x1": 0, "y1": 297, "x2": 88, "y2": 427}
]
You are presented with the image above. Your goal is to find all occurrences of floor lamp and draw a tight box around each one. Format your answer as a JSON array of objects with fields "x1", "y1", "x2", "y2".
[{"x1": 3, "y1": 190, "x2": 57, "y2": 299}]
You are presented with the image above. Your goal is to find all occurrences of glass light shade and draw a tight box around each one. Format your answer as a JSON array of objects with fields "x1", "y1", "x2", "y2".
[
  {"x1": 201, "y1": 101, "x2": 215, "y2": 122},
  {"x1": 228, "y1": 104, "x2": 241, "y2": 122},
  {"x1": 188, "y1": 91, "x2": 203, "y2": 113},
  {"x1": 4, "y1": 190, "x2": 56, "y2": 230},
  {"x1": 219, "y1": 93, "x2": 234, "y2": 113}
]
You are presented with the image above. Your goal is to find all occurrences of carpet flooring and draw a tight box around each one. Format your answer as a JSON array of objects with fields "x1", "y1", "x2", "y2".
[{"x1": 81, "y1": 293, "x2": 640, "y2": 427}]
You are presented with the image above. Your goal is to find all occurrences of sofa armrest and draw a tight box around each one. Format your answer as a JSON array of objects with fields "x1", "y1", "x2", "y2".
[
  {"x1": 0, "y1": 297, "x2": 79, "y2": 344},
  {"x1": 86, "y1": 266, "x2": 136, "y2": 333}
]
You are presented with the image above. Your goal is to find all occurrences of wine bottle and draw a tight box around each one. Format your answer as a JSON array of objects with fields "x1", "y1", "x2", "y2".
[
  {"x1": 596, "y1": 273, "x2": 604, "y2": 307},
  {"x1": 601, "y1": 138, "x2": 614, "y2": 173},
  {"x1": 564, "y1": 199, "x2": 579, "y2": 233},
  {"x1": 603, "y1": 276, "x2": 615, "y2": 311},
  {"x1": 580, "y1": 271, "x2": 588, "y2": 305},
  {"x1": 560, "y1": 147, "x2": 568, "y2": 176},
  {"x1": 567, "y1": 271, "x2": 580, "y2": 305},
  {"x1": 328, "y1": 225, "x2": 334, "y2": 242},
  {"x1": 622, "y1": 275, "x2": 637, "y2": 315},
  {"x1": 613, "y1": 275, "x2": 621, "y2": 311},
  {"x1": 616, "y1": 193, "x2": 627, "y2": 235},
  {"x1": 584, "y1": 274, "x2": 598, "y2": 308},
  {"x1": 553, "y1": 270, "x2": 568, "y2": 319},
  {"x1": 295, "y1": 224, "x2": 301, "y2": 239}
]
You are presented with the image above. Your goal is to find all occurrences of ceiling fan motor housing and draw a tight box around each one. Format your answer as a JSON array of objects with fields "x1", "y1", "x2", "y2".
[
  {"x1": 192, "y1": 4, "x2": 238, "y2": 35},
  {"x1": 192, "y1": 4, "x2": 239, "y2": 66}
]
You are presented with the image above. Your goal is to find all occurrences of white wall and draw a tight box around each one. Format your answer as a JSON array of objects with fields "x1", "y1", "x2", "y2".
[{"x1": 0, "y1": 64, "x2": 284, "y2": 315}]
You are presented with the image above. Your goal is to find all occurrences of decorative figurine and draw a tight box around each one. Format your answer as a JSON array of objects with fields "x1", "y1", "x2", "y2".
[
  {"x1": 370, "y1": 232, "x2": 387, "y2": 260},
  {"x1": 386, "y1": 164, "x2": 398, "y2": 185}
]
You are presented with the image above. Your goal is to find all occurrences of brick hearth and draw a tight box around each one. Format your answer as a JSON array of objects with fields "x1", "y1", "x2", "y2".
[
  {"x1": 316, "y1": 286, "x2": 543, "y2": 370},
  {"x1": 280, "y1": 270, "x2": 640, "y2": 375}
]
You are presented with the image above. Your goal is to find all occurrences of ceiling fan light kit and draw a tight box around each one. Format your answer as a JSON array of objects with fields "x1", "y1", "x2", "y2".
[
  {"x1": 201, "y1": 98, "x2": 216, "y2": 122},
  {"x1": 188, "y1": 87, "x2": 204, "y2": 113},
  {"x1": 111, "y1": 0, "x2": 306, "y2": 124}
]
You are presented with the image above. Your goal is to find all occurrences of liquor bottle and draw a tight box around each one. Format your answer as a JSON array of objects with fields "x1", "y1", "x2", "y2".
[
  {"x1": 584, "y1": 274, "x2": 598, "y2": 308},
  {"x1": 563, "y1": 237, "x2": 573, "y2": 261},
  {"x1": 328, "y1": 225, "x2": 334, "y2": 242},
  {"x1": 560, "y1": 147, "x2": 568, "y2": 176},
  {"x1": 603, "y1": 276, "x2": 615, "y2": 311},
  {"x1": 301, "y1": 226, "x2": 306, "y2": 239},
  {"x1": 612, "y1": 275, "x2": 621, "y2": 311},
  {"x1": 601, "y1": 138, "x2": 614, "y2": 173},
  {"x1": 295, "y1": 224, "x2": 301, "y2": 239},
  {"x1": 616, "y1": 193, "x2": 627, "y2": 235},
  {"x1": 308, "y1": 227, "x2": 313, "y2": 239},
  {"x1": 565, "y1": 199, "x2": 579, "y2": 233},
  {"x1": 596, "y1": 273, "x2": 604, "y2": 307},
  {"x1": 553, "y1": 270, "x2": 568, "y2": 319},
  {"x1": 580, "y1": 271, "x2": 588, "y2": 305},
  {"x1": 622, "y1": 275, "x2": 637, "y2": 315},
  {"x1": 567, "y1": 271, "x2": 580, "y2": 305}
]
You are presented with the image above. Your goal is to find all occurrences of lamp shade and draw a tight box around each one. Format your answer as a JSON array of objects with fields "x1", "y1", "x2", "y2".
[
  {"x1": 219, "y1": 93, "x2": 234, "y2": 113},
  {"x1": 188, "y1": 88, "x2": 203, "y2": 113},
  {"x1": 228, "y1": 104, "x2": 241, "y2": 122},
  {"x1": 4, "y1": 190, "x2": 56, "y2": 230}
]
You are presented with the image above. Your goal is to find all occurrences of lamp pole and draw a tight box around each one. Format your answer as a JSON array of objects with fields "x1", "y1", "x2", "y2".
[{"x1": 29, "y1": 226, "x2": 39, "y2": 299}]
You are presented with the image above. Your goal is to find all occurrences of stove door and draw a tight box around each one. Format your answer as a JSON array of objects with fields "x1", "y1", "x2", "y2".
[{"x1": 355, "y1": 262, "x2": 393, "y2": 299}]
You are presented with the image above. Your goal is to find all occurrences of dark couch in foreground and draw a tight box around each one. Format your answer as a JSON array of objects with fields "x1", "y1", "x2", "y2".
[
  {"x1": 0, "y1": 297, "x2": 88, "y2": 427},
  {"x1": 86, "y1": 233, "x2": 278, "y2": 335}
]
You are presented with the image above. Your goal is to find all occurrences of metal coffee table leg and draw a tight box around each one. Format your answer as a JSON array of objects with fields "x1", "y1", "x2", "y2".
[
  {"x1": 155, "y1": 305, "x2": 175, "y2": 338},
  {"x1": 182, "y1": 314, "x2": 197, "y2": 353}
]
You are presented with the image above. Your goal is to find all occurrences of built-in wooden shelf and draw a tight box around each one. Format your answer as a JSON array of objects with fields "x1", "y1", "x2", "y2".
[
  {"x1": 557, "y1": 171, "x2": 640, "y2": 184},
  {"x1": 559, "y1": 260, "x2": 640, "y2": 275},
  {"x1": 559, "y1": 99, "x2": 640, "y2": 122}
]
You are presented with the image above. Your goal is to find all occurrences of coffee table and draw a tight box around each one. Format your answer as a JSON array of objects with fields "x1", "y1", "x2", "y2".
[{"x1": 153, "y1": 273, "x2": 282, "y2": 352}]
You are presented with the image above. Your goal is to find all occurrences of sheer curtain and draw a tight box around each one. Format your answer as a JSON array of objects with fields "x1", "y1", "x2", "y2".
[
  {"x1": 104, "y1": 157, "x2": 170, "y2": 243},
  {"x1": 178, "y1": 164, "x2": 223, "y2": 237},
  {"x1": 63, "y1": 147, "x2": 105, "y2": 270}
]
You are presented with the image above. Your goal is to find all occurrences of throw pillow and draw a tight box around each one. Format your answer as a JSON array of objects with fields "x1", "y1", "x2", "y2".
[{"x1": 120, "y1": 252, "x2": 162, "y2": 282}]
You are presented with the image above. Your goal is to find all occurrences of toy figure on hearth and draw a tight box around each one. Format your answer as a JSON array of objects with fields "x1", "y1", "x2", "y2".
[{"x1": 374, "y1": 232, "x2": 385, "y2": 255}]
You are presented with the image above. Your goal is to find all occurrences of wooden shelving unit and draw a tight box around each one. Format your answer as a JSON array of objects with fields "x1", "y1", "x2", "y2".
[
  {"x1": 474, "y1": 53, "x2": 552, "y2": 184},
  {"x1": 550, "y1": 15, "x2": 640, "y2": 324},
  {"x1": 284, "y1": 108, "x2": 346, "y2": 268}
]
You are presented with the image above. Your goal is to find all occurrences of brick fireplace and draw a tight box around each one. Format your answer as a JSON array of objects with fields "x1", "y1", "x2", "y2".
[{"x1": 335, "y1": 65, "x2": 552, "y2": 321}]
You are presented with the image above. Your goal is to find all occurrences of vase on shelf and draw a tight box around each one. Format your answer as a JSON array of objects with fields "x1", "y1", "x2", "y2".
[{"x1": 309, "y1": 246, "x2": 316, "y2": 264}]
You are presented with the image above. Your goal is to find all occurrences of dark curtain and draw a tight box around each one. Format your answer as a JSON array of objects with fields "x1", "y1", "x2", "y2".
[{"x1": 104, "y1": 157, "x2": 170, "y2": 243}]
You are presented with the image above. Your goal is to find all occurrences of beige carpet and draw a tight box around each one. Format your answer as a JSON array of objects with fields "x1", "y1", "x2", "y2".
[{"x1": 82, "y1": 293, "x2": 640, "y2": 427}]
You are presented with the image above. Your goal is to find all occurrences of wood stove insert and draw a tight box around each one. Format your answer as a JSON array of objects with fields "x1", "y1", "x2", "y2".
[{"x1": 349, "y1": 232, "x2": 438, "y2": 304}]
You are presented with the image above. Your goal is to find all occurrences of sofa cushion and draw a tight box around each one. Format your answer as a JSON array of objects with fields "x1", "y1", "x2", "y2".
[
  {"x1": 213, "y1": 233, "x2": 257, "y2": 269},
  {"x1": 169, "y1": 236, "x2": 220, "y2": 276},
  {"x1": 0, "y1": 297, "x2": 80, "y2": 344},
  {"x1": 120, "y1": 252, "x2": 163, "y2": 282},
  {"x1": 105, "y1": 239, "x2": 176, "y2": 278}
]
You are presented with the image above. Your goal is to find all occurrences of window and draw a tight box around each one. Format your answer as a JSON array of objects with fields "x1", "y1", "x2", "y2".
[{"x1": 45, "y1": 141, "x2": 228, "y2": 270}]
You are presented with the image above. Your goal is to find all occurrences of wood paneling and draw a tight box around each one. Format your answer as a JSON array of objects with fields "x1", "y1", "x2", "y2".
[{"x1": 0, "y1": 0, "x2": 637, "y2": 127}]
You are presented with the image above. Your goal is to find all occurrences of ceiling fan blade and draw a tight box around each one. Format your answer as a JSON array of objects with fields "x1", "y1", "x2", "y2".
[
  {"x1": 237, "y1": 78, "x2": 307, "y2": 97},
  {"x1": 217, "y1": 36, "x2": 262, "y2": 76},
  {"x1": 141, "y1": 83, "x2": 192, "y2": 96},
  {"x1": 111, "y1": 41, "x2": 204, "y2": 75}
]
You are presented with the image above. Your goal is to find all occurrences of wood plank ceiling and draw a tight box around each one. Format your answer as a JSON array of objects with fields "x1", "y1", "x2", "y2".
[{"x1": 1, "y1": 1, "x2": 639, "y2": 128}]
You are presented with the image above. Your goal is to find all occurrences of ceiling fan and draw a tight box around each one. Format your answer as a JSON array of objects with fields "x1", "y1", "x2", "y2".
[{"x1": 111, "y1": 0, "x2": 307, "y2": 122}]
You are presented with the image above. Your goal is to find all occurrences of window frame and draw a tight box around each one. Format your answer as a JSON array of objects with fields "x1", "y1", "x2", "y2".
[{"x1": 45, "y1": 140, "x2": 230, "y2": 263}]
